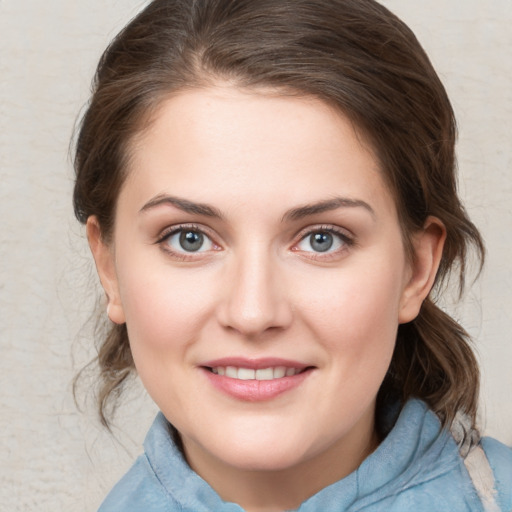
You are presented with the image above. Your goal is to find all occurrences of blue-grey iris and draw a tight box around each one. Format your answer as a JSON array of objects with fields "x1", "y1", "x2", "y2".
[
  {"x1": 310, "y1": 232, "x2": 333, "y2": 252},
  {"x1": 179, "y1": 231, "x2": 204, "y2": 252}
]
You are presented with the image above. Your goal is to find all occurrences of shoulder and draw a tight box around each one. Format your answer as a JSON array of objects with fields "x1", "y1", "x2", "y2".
[
  {"x1": 96, "y1": 413, "x2": 232, "y2": 512},
  {"x1": 480, "y1": 436, "x2": 512, "y2": 509},
  {"x1": 97, "y1": 454, "x2": 178, "y2": 512}
]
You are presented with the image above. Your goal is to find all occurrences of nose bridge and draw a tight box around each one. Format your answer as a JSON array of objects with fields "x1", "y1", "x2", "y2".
[{"x1": 219, "y1": 242, "x2": 291, "y2": 336}]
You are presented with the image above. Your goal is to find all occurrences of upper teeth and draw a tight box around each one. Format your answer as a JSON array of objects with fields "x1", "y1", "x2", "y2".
[{"x1": 211, "y1": 366, "x2": 300, "y2": 380}]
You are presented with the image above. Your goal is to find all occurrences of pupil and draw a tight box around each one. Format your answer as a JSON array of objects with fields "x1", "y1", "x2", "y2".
[
  {"x1": 311, "y1": 232, "x2": 333, "y2": 252},
  {"x1": 179, "y1": 231, "x2": 203, "y2": 252}
]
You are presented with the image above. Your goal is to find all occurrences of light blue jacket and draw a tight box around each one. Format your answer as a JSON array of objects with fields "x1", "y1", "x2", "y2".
[{"x1": 98, "y1": 400, "x2": 512, "y2": 511}]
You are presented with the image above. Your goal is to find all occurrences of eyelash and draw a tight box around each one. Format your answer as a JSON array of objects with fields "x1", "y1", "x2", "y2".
[
  {"x1": 155, "y1": 223, "x2": 355, "y2": 261},
  {"x1": 156, "y1": 223, "x2": 220, "y2": 261},
  {"x1": 291, "y1": 225, "x2": 355, "y2": 260}
]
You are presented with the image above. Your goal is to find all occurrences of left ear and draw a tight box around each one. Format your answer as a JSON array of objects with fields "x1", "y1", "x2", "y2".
[{"x1": 398, "y1": 216, "x2": 446, "y2": 324}]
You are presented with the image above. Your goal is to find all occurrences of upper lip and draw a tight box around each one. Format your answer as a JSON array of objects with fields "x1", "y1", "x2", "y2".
[{"x1": 200, "y1": 357, "x2": 311, "y2": 370}]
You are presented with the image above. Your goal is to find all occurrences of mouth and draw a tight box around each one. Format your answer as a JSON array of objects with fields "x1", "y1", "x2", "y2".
[
  {"x1": 206, "y1": 366, "x2": 306, "y2": 381},
  {"x1": 200, "y1": 358, "x2": 314, "y2": 401}
]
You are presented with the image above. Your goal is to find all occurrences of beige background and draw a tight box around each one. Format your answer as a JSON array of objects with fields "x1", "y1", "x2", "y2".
[{"x1": 1, "y1": 1, "x2": 511, "y2": 510}]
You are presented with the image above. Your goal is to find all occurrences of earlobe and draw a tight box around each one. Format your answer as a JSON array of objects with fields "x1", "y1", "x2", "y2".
[
  {"x1": 86, "y1": 216, "x2": 126, "y2": 325},
  {"x1": 398, "y1": 216, "x2": 446, "y2": 324}
]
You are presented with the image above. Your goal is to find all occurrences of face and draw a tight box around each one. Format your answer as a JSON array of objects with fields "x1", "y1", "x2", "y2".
[{"x1": 91, "y1": 86, "x2": 438, "y2": 495}]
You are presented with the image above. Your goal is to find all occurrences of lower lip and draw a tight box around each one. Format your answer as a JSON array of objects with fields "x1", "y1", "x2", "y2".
[{"x1": 202, "y1": 368, "x2": 312, "y2": 401}]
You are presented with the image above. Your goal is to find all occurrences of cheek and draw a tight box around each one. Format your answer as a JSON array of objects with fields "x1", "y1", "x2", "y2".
[
  {"x1": 116, "y1": 258, "x2": 216, "y2": 359},
  {"x1": 116, "y1": 266, "x2": 216, "y2": 412},
  {"x1": 305, "y1": 263, "x2": 403, "y2": 319},
  {"x1": 295, "y1": 254, "x2": 405, "y2": 358},
  {"x1": 296, "y1": 263, "x2": 404, "y2": 417}
]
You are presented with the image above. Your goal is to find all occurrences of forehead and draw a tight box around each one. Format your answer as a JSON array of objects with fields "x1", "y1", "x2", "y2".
[{"x1": 121, "y1": 86, "x2": 397, "y2": 220}]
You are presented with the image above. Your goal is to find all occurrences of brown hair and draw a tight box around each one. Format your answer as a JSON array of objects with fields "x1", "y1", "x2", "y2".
[{"x1": 73, "y1": 0, "x2": 484, "y2": 428}]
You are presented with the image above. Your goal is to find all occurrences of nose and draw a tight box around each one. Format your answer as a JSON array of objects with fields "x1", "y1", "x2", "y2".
[{"x1": 216, "y1": 249, "x2": 293, "y2": 338}]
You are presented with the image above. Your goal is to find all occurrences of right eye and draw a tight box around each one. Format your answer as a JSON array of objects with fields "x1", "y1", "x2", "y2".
[
  {"x1": 156, "y1": 224, "x2": 221, "y2": 260},
  {"x1": 163, "y1": 228, "x2": 215, "y2": 253}
]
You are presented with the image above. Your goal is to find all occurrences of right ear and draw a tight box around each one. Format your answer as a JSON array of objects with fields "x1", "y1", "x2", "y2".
[{"x1": 86, "y1": 216, "x2": 126, "y2": 324}]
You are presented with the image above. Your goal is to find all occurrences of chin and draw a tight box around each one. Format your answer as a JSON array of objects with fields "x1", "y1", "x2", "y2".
[{"x1": 197, "y1": 424, "x2": 321, "y2": 472}]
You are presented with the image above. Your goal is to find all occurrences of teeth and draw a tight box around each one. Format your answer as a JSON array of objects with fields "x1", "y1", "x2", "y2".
[
  {"x1": 273, "y1": 366, "x2": 286, "y2": 379},
  {"x1": 226, "y1": 366, "x2": 238, "y2": 378},
  {"x1": 210, "y1": 366, "x2": 301, "y2": 380},
  {"x1": 255, "y1": 368, "x2": 273, "y2": 381},
  {"x1": 238, "y1": 368, "x2": 255, "y2": 380}
]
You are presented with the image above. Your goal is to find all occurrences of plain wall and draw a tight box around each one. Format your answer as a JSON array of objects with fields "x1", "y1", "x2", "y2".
[{"x1": 1, "y1": 1, "x2": 510, "y2": 510}]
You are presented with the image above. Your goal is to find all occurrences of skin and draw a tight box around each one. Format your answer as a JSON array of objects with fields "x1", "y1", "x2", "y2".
[{"x1": 88, "y1": 86, "x2": 445, "y2": 512}]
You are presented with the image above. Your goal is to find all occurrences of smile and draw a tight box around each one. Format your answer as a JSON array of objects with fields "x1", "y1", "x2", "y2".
[
  {"x1": 210, "y1": 366, "x2": 302, "y2": 380},
  {"x1": 201, "y1": 358, "x2": 314, "y2": 401}
]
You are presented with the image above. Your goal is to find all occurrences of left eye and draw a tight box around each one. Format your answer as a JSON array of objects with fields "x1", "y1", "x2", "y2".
[
  {"x1": 164, "y1": 229, "x2": 214, "y2": 253},
  {"x1": 296, "y1": 230, "x2": 347, "y2": 253}
]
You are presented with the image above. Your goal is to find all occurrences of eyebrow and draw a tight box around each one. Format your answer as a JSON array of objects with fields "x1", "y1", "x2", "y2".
[
  {"x1": 139, "y1": 194, "x2": 224, "y2": 219},
  {"x1": 140, "y1": 194, "x2": 375, "y2": 221},
  {"x1": 282, "y1": 197, "x2": 375, "y2": 221}
]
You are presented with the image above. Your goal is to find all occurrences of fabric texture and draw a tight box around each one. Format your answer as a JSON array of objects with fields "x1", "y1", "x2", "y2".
[{"x1": 98, "y1": 400, "x2": 512, "y2": 511}]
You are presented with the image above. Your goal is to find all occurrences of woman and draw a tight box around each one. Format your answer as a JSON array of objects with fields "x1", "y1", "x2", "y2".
[{"x1": 73, "y1": 0, "x2": 512, "y2": 510}]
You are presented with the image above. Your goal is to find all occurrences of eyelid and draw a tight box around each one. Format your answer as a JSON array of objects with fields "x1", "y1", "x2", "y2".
[
  {"x1": 291, "y1": 224, "x2": 356, "y2": 257},
  {"x1": 293, "y1": 224, "x2": 355, "y2": 244},
  {"x1": 155, "y1": 223, "x2": 217, "y2": 243},
  {"x1": 155, "y1": 223, "x2": 222, "y2": 258}
]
